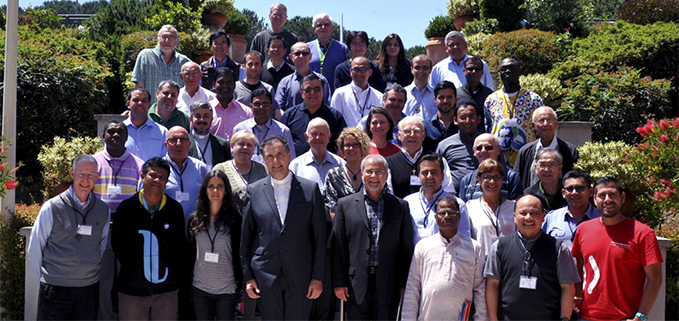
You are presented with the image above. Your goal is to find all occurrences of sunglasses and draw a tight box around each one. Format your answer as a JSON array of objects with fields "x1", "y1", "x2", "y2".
[
  {"x1": 475, "y1": 144, "x2": 494, "y2": 151},
  {"x1": 564, "y1": 185, "x2": 588, "y2": 193}
]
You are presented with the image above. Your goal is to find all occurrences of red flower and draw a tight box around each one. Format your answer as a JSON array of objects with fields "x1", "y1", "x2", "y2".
[
  {"x1": 5, "y1": 181, "x2": 18, "y2": 189},
  {"x1": 636, "y1": 126, "x2": 650, "y2": 138},
  {"x1": 660, "y1": 119, "x2": 670, "y2": 130},
  {"x1": 660, "y1": 134, "x2": 670, "y2": 143},
  {"x1": 674, "y1": 118, "x2": 679, "y2": 128},
  {"x1": 0, "y1": 163, "x2": 6, "y2": 171}
]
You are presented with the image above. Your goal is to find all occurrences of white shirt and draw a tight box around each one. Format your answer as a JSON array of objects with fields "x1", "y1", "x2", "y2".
[
  {"x1": 402, "y1": 232, "x2": 487, "y2": 321},
  {"x1": 466, "y1": 198, "x2": 516, "y2": 256},
  {"x1": 404, "y1": 82, "x2": 436, "y2": 120},
  {"x1": 271, "y1": 171, "x2": 293, "y2": 224},
  {"x1": 176, "y1": 86, "x2": 216, "y2": 115},
  {"x1": 289, "y1": 150, "x2": 345, "y2": 187},
  {"x1": 330, "y1": 82, "x2": 383, "y2": 127},
  {"x1": 404, "y1": 188, "x2": 470, "y2": 244}
]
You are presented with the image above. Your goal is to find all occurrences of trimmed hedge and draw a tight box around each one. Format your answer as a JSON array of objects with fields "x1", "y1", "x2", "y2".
[{"x1": 480, "y1": 29, "x2": 560, "y2": 75}]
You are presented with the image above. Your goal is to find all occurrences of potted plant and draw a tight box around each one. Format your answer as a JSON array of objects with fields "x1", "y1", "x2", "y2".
[
  {"x1": 191, "y1": 27, "x2": 213, "y2": 63},
  {"x1": 201, "y1": 0, "x2": 235, "y2": 28},
  {"x1": 37, "y1": 136, "x2": 103, "y2": 199},
  {"x1": 224, "y1": 10, "x2": 250, "y2": 63},
  {"x1": 424, "y1": 16, "x2": 457, "y2": 65},
  {"x1": 447, "y1": 0, "x2": 479, "y2": 30}
]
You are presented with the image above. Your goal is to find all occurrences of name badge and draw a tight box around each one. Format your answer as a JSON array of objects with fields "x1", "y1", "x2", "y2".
[
  {"x1": 77, "y1": 225, "x2": 92, "y2": 236},
  {"x1": 108, "y1": 185, "x2": 122, "y2": 195},
  {"x1": 175, "y1": 191, "x2": 190, "y2": 202},
  {"x1": 410, "y1": 175, "x2": 421, "y2": 186},
  {"x1": 519, "y1": 275, "x2": 537, "y2": 289},
  {"x1": 204, "y1": 252, "x2": 219, "y2": 263},
  {"x1": 504, "y1": 119, "x2": 518, "y2": 127}
]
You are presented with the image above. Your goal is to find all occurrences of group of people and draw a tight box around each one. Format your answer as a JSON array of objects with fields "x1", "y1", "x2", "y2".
[{"x1": 27, "y1": 3, "x2": 664, "y2": 321}]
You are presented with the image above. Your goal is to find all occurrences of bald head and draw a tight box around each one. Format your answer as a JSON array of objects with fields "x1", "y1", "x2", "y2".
[
  {"x1": 180, "y1": 61, "x2": 202, "y2": 91},
  {"x1": 165, "y1": 126, "x2": 191, "y2": 163}
]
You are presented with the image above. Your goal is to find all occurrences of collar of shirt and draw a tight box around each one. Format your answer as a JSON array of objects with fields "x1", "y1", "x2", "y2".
[
  {"x1": 103, "y1": 148, "x2": 131, "y2": 162},
  {"x1": 153, "y1": 46, "x2": 178, "y2": 62},
  {"x1": 537, "y1": 136, "x2": 559, "y2": 150},
  {"x1": 210, "y1": 55, "x2": 231, "y2": 68},
  {"x1": 517, "y1": 230, "x2": 542, "y2": 246},
  {"x1": 125, "y1": 116, "x2": 154, "y2": 130},
  {"x1": 401, "y1": 147, "x2": 423, "y2": 164},
  {"x1": 447, "y1": 54, "x2": 470, "y2": 68},
  {"x1": 271, "y1": 171, "x2": 293, "y2": 187},
  {"x1": 419, "y1": 186, "x2": 446, "y2": 207},
  {"x1": 438, "y1": 230, "x2": 461, "y2": 245},
  {"x1": 304, "y1": 150, "x2": 338, "y2": 166},
  {"x1": 194, "y1": 133, "x2": 210, "y2": 143},
  {"x1": 179, "y1": 86, "x2": 204, "y2": 100},
  {"x1": 411, "y1": 82, "x2": 434, "y2": 95},
  {"x1": 253, "y1": 118, "x2": 273, "y2": 131},
  {"x1": 67, "y1": 185, "x2": 91, "y2": 209},
  {"x1": 267, "y1": 59, "x2": 286, "y2": 71},
  {"x1": 363, "y1": 189, "x2": 386, "y2": 203},
  {"x1": 565, "y1": 204, "x2": 596, "y2": 223},
  {"x1": 350, "y1": 81, "x2": 372, "y2": 97},
  {"x1": 165, "y1": 154, "x2": 189, "y2": 170}
]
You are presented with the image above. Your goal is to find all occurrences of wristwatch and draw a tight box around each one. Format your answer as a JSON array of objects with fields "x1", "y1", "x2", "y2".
[{"x1": 635, "y1": 312, "x2": 648, "y2": 321}]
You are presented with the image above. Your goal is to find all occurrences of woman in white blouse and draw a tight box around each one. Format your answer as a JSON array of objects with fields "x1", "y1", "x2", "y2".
[{"x1": 466, "y1": 159, "x2": 517, "y2": 255}]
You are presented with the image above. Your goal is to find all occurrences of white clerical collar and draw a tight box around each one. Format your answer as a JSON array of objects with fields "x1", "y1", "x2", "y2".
[{"x1": 271, "y1": 171, "x2": 292, "y2": 185}]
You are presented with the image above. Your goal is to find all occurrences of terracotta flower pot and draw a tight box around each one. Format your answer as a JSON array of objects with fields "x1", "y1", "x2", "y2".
[
  {"x1": 192, "y1": 50, "x2": 212, "y2": 64},
  {"x1": 202, "y1": 12, "x2": 228, "y2": 29},
  {"x1": 453, "y1": 12, "x2": 475, "y2": 31},
  {"x1": 228, "y1": 34, "x2": 247, "y2": 64},
  {"x1": 426, "y1": 37, "x2": 447, "y2": 66}
]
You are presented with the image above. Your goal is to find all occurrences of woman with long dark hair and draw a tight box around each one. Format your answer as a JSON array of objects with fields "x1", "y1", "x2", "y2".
[
  {"x1": 375, "y1": 33, "x2": 413, "y2": 87},
  {"x1": 188, "y1": 170, "x2": 242, "y2": 320}
]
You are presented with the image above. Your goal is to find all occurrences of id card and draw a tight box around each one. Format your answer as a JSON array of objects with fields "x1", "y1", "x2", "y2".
[
  {"x1": 504, "y1": 119, "x2": 518, "y2": 127},
  {"x1": 175, "y1": 191, "x2": 190, "y2": 202},
  {"x1": 204, "y1": 252, "x2": 219, "y2": 263},
  {"x1": 77, "y1": 225, "x2": 92, "y2": 236},
  {"x1": 519, "y1": 275, "x2": 537, "y2": 289},
  {"x1": 410, "y1": 175, "x2": 421, "y2": 186},
  {"x1": 108, "y1": 185, "x2": 122, "y2": 195}
]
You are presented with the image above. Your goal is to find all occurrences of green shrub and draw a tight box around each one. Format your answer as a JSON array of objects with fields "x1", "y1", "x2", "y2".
[
  {"x1": 120, "y1": 30, "x2": 193, "y2": 75},
  {"x1": 559, "y1": 67, "x2": 673, "y2": 144},
  {"x1": 37, "y1": 136, "x2": 103, "y2": 200},
  {"x1": 461, "y1": 17, "x2": 499, "y2": 36},
  {"x1": 574, "y1": 141, "x2": 635, "y2": 185},
  {"x1": 618, "y1": 0, "x2": 679, "y2": 24},
  {"x1": 480, "y1": 0, "x2": 524, "y2": 31},
  {"x1": 519, "y1": 73, "x2": 566, "y2": 108},
  {"x1": 21, "y1": 8, "x2": 62, "y2": 29},
  {"x1": 480, "y1": 29, "x2": 561, "y2": 74},
  {"x1": 548, "y1": 21, "x2": 679, "y2": 83},
  {"x1": 446, "y1": 0, "x2": 480, "y2": 17},
  {"x1": 521, "y1": 0, "x2": 594, "y2": 36},
  {"x1": 145, "y1": 0, "x2": 202, "y2": 34},
  {"x1": 0, "y1": 204, "x2": 41, "y2": 320},
  {"x1": 465, "y1": 32, "x2": 489, "y2": 56},
  {"x1": 224, "y1": 10, "x2": 250, "y2": 35},
  {"x1": 424, "y1": 15, "x2": 457, "y2": 38}
]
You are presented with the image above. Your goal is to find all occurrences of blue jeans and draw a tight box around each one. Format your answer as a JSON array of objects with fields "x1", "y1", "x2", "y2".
[{"x1": 192, "y1": 286, "x2": 238, "y2": 321}]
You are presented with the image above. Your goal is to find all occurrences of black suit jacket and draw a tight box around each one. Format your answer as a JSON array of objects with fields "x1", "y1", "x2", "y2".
[
  {"x1": 514, "y1": 137, "x2": 579, "y2": 189},
  {"x1": 188, "y1": 133, "x2": 232, "y2": 166},
  {"x1": 386, "y1": 149, "x2": 433, "y2": 198},
  {"x1": 332, "y1": 191, "x2": 414, "y2": 320},
  {"x1": 241, "y1": 173, "x2": 326, "y2": 293}
]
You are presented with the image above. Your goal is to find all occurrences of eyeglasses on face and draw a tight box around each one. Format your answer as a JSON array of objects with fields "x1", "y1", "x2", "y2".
[
  {"x1": 302, "y1": 86, "x2": 322, "y2": 94},
  {"x1": 475, "y1": 144, "x2": 494, "y2": 151}
]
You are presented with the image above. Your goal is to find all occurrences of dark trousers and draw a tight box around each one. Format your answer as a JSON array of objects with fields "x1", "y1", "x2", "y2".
[
  {"x1": 257, "y1": 271, "x2": 313, "y2": 321},
  {"x1": 346, "y1": 274, "x2": 391, "y2": 321},
  {"x1": 38, "y1": 282, "x2": 99, "y2": 321},
  {"x1": 310, "y1": 249, "x2": 335, "y2": 320},
  {"x1": 192, "y1": 287, "x2": 238, "y2": 321}
]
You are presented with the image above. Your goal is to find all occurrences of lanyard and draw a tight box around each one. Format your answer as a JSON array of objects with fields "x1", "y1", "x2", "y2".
[
  {"x1": 106, "y1": 158, "x2": 125, "y2": 186},
  {"x1": 170, "y1": 162, "x2": 187, "y2": 192},
  {"x1": 515, "y1": 232, "x2": 542, "y2": 276},
  {"x1": 315, "y1": 39, "x2": 333, "y2": 75},
  {"x1": 419, "y1": 192, "x2": 443, "y2": 228},
  {"x1": 353, "y1": 87, "x2": 372, "y2": 118},
  {"x1": 414, "y1": 87, "x2": 428, "y2": 114},
  {"x1": 196, "y1": 137, "x2": 211, "y2": 163},
  {"x1": 205, "y1": 221, "x2": 221, "y2": 253},
  {"x1": 66, "y1": 192, "x2": 96, "y2": 230},
  {"x1": 253, "y1": 124, "x2": 271, "y2": 156}
]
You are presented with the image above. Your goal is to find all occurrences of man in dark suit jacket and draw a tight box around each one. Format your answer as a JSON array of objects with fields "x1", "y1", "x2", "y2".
[
  {"x1": 514, "y1": 106, "x2": 579, "y2": 189},
  {"x1": 187, "y1": 101, "x2": 232, "y2": 168},
  {"x1": 241, "y1": 135, "x2": 326, "y2": 320},
  {"x1": 333, "y1": 154, "x2": 414, "y2": 320}
]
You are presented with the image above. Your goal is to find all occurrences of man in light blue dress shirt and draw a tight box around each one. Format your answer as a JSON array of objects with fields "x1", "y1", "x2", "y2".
[
  {"x1": 289, "y1": 118, "x2": 344, "y2": 187},
  {"x1": 430, "y1": 31, "x2": 494, "y2": 90},
  {"x1": 124, "y1": 87, "x2": 168, "y2": 161}
]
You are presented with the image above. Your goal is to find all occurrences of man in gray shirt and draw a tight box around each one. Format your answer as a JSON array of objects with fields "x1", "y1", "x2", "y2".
[
  {"x1": 436, "y1": 99, "x2": 482, "y2": 191},
  {"x1": 249, "y1": 3, "x2": 298, "y2": 63}
]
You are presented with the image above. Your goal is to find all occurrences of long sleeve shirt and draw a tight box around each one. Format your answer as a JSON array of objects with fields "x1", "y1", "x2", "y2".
[{"x1": 402, "y1": 233, "x2": 487, "y2": 321}]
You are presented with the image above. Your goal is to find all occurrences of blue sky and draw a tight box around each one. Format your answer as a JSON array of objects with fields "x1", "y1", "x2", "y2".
[{"x1": 2, "y1": 0, "x2": 450, "y2": 47}]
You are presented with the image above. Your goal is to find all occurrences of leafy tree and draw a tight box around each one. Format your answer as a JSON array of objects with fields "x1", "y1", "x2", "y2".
[
  {"x1": 284, "y1": 15, "x2": 341, "y2": 43},
  {"x1": 405, "y1": 45, "x2": 426, "y2": 60},
  {"x1": 242, "y1": 8, "x2": 267, "y2": 48},
  {"x1": 35, "y1": 0, "x2": 107, "y2": 14}
]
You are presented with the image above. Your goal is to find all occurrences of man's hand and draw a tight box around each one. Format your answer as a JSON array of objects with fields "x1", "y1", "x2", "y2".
[
  {"x1": 245, "y1": 279, "x2": 261, "y2": 299},
  {"x1": 334, "y1": 287, "x2": 349, "y2": 301},
  {"x1": 306, "y1": 279, "x2": 323, "y2": 299}
]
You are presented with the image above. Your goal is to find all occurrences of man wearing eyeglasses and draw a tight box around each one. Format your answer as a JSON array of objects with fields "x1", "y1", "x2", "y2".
[
  {"x1": 281, "y1": 73, "x2": 346, "y2": 157},
  {"x1": 276, "y1": 42, "x2": 332, "y2": 111},
  {"x1": 260, "y1": 36, "x2": 295, "y2": 92},
  {"x1": 233, "y1": 89, "x2": 296, "y2": 162},
  {"x1": 176, "y1": 62, "x2": 216, "y2": 115},
  {"x1": 249, "y1": 3, "x2": 298, "y2": 64},
  {"x1": 404, "y1": 55, "x2": 437, "y2": 120},
  {"x1": 131, "y1": 25, "x2": 191, "y2": 104},
  {"x1": 541, "y1": 170, "x2": 600, "y2": 249},
  {"x1": 457, "y1": 133, "x2": 523, "y2": 202},
  {"x1": 234, "y1": 51, "x2": 277, "y2": 111},
  {"x1": 430, "y1": 31, "x2": 494, "y2": 90},
  {"x1": 402, "y1": 196, "x2": 487, "y2": 321},
  {"x1": 334, "y1": 31, "x2": 385, "y2": 91},
  {"x1": 307, "y1": 13, "x2": 348, "y2": 91},
  {"x1": 333, "y1": 154, "x2": 414, "y2": 320},
  {"x1": 188, "y1": 101, "x2": 232, "y2": 170},
  {"x1": 514, "y1": 106, "x2": 579, "y2": 189},
  {"x1": 156, "y1": 126, "x2": 209, "y2": 222},
  {"x1": 524, "y1": 148, "x2": 567, "y2": 212},
  {"x1": 148, "y1": 80, "x2": 190, "y2": 132},
  {"x1": 436, "y1": 99, "x2": 482, "y2": 191},
  {"x1": 456, "y1": 57, "x2": 493, "y2": 133},
  {"x1": 331, "y1": 56, "x2": 383, "y2": 127},
  {"x1": 485, "y1": 194, "x2": 579, "y2": 321}
]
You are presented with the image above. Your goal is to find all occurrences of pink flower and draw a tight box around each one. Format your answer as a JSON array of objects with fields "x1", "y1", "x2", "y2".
[
  {"x1": 5, "y1": 181, "x2": 17, "y2": 189},
  {"x1": 660, "y1": 119, "x2": 670, "y2": 130},
  {"x1": 654, "y1": 190, "x2": 669, "y2": 201},
  {"x1": 673, "y1": 118, "x2": 679, "y2": 128},
  {"x1": 0, "y1": 163, "x2": 6, "y2": 171},
  {"x1": 636, "y1": 126, "x2": 650, "y2": 138},
  {"x1": 660, "y1": 134, "x2": 670, "y2": 143}
]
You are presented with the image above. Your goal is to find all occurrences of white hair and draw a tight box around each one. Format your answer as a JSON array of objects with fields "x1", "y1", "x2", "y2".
[
  {"x1": 531, "y1": 106, "x2": 559, "y2": 122},
  {"x1": 306, "y1": 117, "x2": 331, "y2": 135},
  {"x1": 312, "y1": 13, "x2": 333, "y2": 28}
]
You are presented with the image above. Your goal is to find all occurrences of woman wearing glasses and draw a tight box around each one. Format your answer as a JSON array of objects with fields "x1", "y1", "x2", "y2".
[
  {"x1": 364, "y1": 107, "x2": 401, "y2": 157},
  {"x1": 466, "y1": 159, "x2": 516, "y2": 256},
  {"x1": 188, "y1": 170, "x2": 242, "y2": 320}
]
